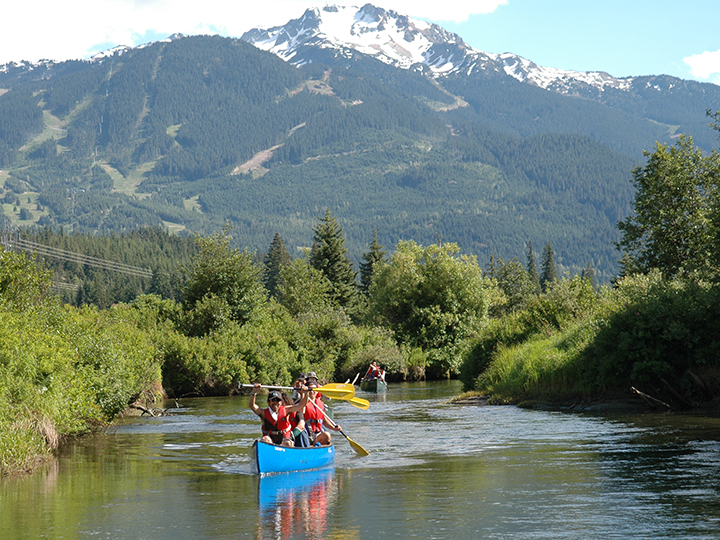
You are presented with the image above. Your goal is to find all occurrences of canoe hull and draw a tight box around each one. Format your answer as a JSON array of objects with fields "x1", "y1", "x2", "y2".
[
  {"x1": 251, "y1": 440, "x2": 335, "y2": 475},
  {"x1": 360, "y1": 379, "x2": 388, "y2": 393}
]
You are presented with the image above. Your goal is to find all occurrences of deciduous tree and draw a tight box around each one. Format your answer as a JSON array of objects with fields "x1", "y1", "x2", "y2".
[
  {"x1": 369, "y1": 241, "x2": 493, "y2": 377},
  {"x1": 617, "y1": 136, "x2": 719, "y2": 277},
  {"x1": 182, "y1": 226, "x2": 266, "y2": 335}
]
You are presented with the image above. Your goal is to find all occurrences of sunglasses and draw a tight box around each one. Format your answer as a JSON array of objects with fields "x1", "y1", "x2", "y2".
[{"x1": 268, "y1": 397, "x2": 281, "y2": 403}]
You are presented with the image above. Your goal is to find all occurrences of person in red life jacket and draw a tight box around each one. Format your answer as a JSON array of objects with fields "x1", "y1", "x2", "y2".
[
  {"x1": 362, "y1": 361, "x2": 380, "y2": 381},
  {"x1": 282, "y1": 392, "x2": 310, "y2": 447},
  {"x1": 303, "y1": 381, "x2": 342, "y2": 446},
  {"x1": 249, "y1": 383, "x2": 309, "y2": 446}
]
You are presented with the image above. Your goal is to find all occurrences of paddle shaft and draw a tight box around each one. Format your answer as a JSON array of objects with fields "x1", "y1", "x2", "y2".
[
  {"x1": 239, "y1": 383, "x2": 354, "y2": 400},
  {"x1": 310, "y1": 401, "x2": 370, "y2": 456},
  {"x1": 240, "y1": 384, "x2": 300, "y2": 391}
]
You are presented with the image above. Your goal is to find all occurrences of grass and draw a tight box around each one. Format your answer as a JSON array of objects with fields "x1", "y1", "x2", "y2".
[
  {"x1": 100, "y1": 159, "x2": 158, "y2": 197},
  {"x1": 1, "y1": 192, "x2": 50, "y2": 226},
  {"x1": 183, "y1": 195, "x2": 203, "y2": 213},
  {"x1": 477, "y1": 321, "x2": 596, "y2": 403}
]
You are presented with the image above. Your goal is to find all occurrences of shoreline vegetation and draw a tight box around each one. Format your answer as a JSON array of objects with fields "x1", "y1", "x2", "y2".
[{"x1": 3, "y1": 116, "x2": 720, "y2": 477}]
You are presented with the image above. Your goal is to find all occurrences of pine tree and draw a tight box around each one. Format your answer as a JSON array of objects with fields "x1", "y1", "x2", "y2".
[
  {"x1": 526, "y1": 240, "x2": 541, "y2": 294},
  {"x1": 359, "y1": 228, "x2": 386, "y2": 295},
  {"x1": 581, "y1": 262, "x2": 598, "y2": 291},
  {"x1": 540, "y1": 242, "x2": 558, "y2": 292},
  {"x1": 264, "y1": 232, "x2": 292, "y2": 298},
  {"x1": 486, "y1": 254, "x2": 498, "y2": 279},
  {"x1": 309, "y1": 209, "x2": 358, "y2": 311}
]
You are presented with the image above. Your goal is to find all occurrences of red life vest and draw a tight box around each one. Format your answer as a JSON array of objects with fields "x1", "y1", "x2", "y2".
[
  {"x1": 365, "y1": 365, "x2": 379, "y2": 379},
  {"x1": 304, "y1": 397, "x2": 325, "y2": 433},
  {"x1": 262, "y1": 405, "x2": 292, "y2": 440},
  {"x1": 288, "y1": 409, "x2": 303, "y2": 431}
]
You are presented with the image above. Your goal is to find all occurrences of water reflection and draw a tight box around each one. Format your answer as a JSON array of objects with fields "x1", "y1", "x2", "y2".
[{"x1": 256, "y1": 469, "x2": 346, "y2": 540}]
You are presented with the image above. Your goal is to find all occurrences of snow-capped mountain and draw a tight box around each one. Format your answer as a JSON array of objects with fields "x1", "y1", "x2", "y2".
[{"x1": 242, "y1": 4, "x2": 632, "y2": 95}]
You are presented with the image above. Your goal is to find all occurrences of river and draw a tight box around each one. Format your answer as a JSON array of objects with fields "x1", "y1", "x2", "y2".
[{"x1": 2, "y1": 380, "x2": 720, "y2": 539}]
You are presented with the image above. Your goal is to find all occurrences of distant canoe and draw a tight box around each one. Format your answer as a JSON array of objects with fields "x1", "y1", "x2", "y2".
[
  {"x1": 251, "y1": 440, "x2": 335, "y2": 475},
  {"x1": 360, "y1": 378, "x2": 387, "y2": 393}
]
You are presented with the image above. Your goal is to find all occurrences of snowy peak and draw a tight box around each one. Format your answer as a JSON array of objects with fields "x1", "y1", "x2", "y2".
[
  {"x1": 242, "y1": 3, "x2": 632, "y2": 94},
  {"x1": 242, "y1": 4, "x2": 474, "y2": 70}
]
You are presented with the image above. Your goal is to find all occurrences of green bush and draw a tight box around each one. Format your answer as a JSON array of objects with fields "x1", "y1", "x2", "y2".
[
  {"x1": 0, "y1": 300, "x2": 163, "y2": 476},
  {"x1": 476, "y1": 322, "x2": 597, "y2": 402},
  {"x1": 585, "y1": 272, "x2": 720, "y2": 396},
  {"x1": 459, "y1": 276, "x2": 599, "y2": 391}
]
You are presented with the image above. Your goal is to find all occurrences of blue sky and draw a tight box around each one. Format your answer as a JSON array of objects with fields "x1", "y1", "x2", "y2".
[
  {"x1": 438, "y1": 0, "x2": 720, "y2": 82},
  {"x1": 3, "y1": 0, "x2": 719, "y2": 85}
]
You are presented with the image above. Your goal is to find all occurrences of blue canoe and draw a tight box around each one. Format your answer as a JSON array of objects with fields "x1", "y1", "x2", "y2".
[{"x1": 251, "y1": 440, "x2": 335, "y2": 475}]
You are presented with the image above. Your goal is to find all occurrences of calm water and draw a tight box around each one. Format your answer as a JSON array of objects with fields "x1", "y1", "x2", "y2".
[{"x1": 2, "y1": 380, "x2": 720, "y2": 539}]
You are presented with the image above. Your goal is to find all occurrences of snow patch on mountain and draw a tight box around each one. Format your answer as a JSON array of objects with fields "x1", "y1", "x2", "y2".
[
  {"x1": 242, "y1": 4, "x2": 634, "y2": 95},
  {"x1": 491, "y1": 53, "x2": 633, "y2": 92}
]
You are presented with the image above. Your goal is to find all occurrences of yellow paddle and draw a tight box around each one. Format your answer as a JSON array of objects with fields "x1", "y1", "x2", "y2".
[
  {"x1": 306, "y1": 400, "x2": 370, "y2": 457},
  {"x1": 239, "y1": 383, "x2": 355, "y2": 401},
  {"x1": 348, "y1": 397, "x2": 370, "y2": 410}
]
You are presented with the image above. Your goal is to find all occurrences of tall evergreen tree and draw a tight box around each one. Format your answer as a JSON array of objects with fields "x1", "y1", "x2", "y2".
[
  {"x1": 526, "y1": 240, "x2": 541, "y2": 294},
  {"x1": 581, "y1": 262, "x2": 598, "y2": 291},
  {"x1": 309, "y1": 209, "x2": 358, "y2": 311},
  {"x1": 359, "y1": 228, "x2": 386, "y2": 295},
  {"x1": 540, "y1": 242, "x2": 558, "y2": 292},
  {"x1": 264, "y1": 233, "x2": 292, "y2": 298}
]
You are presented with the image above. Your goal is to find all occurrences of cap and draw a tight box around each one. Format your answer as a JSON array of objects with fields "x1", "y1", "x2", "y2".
[
  {"x1": 267, "y1": 391, "x2": 282, "y2": 402},
  {"x1": 298, "y1": 372, "x2": 306, "y2": 379},
  {"x1": 306, "y1": 371, "x2": 318, "y2": 380}
]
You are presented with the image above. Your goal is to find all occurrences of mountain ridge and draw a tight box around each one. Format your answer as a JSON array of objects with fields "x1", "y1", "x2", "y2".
[
  {"x1": 241, "y1": 4, "x2": 635, "y2": 95},
  {"x1": 0, "y1": 9, "x2": 717, "y2": 284}
]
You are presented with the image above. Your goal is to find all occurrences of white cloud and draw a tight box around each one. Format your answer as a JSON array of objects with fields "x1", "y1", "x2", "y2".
[
  {"x1": 683, "y1": 49, "x2": 720, "y2": 82},
  {"x1": 0, "y1": 1, "x2": 507, "y2": 65}
]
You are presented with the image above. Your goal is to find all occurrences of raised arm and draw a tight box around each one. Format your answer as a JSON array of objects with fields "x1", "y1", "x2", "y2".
[
  {"x1": 249, "y1": 383, "x2": 263, "y2": 416},
  {"x1": 284, "y1": 386, "x2": 309, "y2": 415}
]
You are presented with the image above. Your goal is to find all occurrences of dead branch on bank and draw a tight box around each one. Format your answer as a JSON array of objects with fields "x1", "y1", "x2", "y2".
[
  {"x1": 128, "y1": 403, "x2": 168, "y2": 417},
  {"x1": 630, "y1": 386, "x2": 671, "y2": 410}
]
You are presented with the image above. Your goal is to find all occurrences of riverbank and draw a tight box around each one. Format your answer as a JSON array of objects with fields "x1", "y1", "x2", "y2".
[{"x1": 450, "y1": 390, "x2": 720, "y2": 415}]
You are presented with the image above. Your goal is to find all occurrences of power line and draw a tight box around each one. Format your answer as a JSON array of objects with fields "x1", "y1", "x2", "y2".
[{"x1": 8, "y1": 237, "x2": 153, "y2": 278}]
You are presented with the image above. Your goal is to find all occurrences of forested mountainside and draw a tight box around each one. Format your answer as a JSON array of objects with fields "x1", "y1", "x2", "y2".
[
  {"x1": 14, "y1": 226, "x2": 198, "y2": 307},
  {"x1": 0, "y1": 29, "x2": 717, "y2": 282}
]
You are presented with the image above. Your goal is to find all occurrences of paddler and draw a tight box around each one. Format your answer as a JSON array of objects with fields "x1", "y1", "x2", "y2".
[
  {"x1": 250, "y1": 383, "x2": 309, "y2": 447},
  {"x1": 303, "y1": 380, "x2": 342, "y2": 446}
]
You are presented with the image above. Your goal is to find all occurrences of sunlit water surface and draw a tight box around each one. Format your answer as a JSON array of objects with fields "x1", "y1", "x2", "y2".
[{"x1": 3, "y1": 380, "x2": 720, "y2": 539}]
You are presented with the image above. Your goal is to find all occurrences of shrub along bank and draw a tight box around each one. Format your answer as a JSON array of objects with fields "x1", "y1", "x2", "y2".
[
  {"x1": 0, "y1": 241, "x2": 407, "y2": 476},
  {"x1": 0, "y1": 249, "x2": 161, "y2": 475},
  {"x1": 460, "y1": 272, "x2": 720, "y2": 408}
]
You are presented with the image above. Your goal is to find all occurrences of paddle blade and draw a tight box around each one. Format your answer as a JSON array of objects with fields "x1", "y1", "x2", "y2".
[
  {"x1": 345, "y1": 435, "x2": 370, "y2": 457},
  {"x1": 348, "y1": 397, "x2": 370, "y2": 410},
  {"x1": 317, "y1": 383, "x2": 355, "y2": 400}
]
